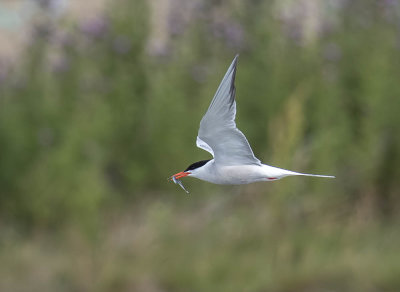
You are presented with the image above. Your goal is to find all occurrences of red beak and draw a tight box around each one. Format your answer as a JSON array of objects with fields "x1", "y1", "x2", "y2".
[{"x1": 169, "y1": 171, "x2": 190, "y2": 181}]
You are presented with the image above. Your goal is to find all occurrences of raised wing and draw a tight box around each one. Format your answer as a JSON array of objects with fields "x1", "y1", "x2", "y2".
[
  {"x1": 196, "y1": 55, "x2": 261, "y2": 166},
  {"x1": 196, "y1": 136, "x2": 214, "y2": 156}
]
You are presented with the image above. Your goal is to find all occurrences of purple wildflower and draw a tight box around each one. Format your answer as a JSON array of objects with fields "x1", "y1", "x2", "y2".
[
  {"x1": 211, "y1": 20, "x2": 245, "y2": 49},
  {"x1": 80, "y1": 16, "x2": 109, "y2": 39}
]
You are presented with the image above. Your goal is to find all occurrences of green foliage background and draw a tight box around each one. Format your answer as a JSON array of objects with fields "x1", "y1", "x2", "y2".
[{"x1": 0, "y1": 0, "x2": 399, "y2": 291}]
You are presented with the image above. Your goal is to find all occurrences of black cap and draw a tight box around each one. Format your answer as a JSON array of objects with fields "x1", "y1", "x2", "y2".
[{"x1": 185, "y1": 159, "x2": 211, "y2": 172}]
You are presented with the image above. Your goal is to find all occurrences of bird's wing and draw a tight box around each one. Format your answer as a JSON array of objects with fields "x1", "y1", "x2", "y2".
[
  {"x1": 196, "y1": 55, "x2": 261, "y2": 166},
  {"x1": 196, "y1": 136, "x2": 215, "y2": 156}
]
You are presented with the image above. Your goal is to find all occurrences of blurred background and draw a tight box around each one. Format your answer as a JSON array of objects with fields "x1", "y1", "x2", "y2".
[{"x1": 0, "y1": 0, "x2": 400, "y2": 291}]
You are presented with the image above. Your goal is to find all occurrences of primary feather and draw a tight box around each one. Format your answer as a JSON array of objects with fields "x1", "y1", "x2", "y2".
[{"x1": 197, "y1": 55, "x2": 261, "y2": 166}]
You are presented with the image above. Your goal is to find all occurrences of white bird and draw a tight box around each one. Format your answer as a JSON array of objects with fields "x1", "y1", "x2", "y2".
[{"x1": 170, "y1": 55, "x2": 334, "y2": 192}]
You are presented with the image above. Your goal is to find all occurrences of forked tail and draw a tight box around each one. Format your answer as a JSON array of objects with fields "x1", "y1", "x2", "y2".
[
  {"x1": 295, "y1": 173, "x2": 335, "y2": 179},
  {"x1": 262, "y1": 165, "x2": 335, "y2": 180}
]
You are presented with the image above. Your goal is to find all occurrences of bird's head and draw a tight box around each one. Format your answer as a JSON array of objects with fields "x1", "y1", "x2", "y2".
[{"x1": 169, "y1": 159, "x2": 211, "y2": 181}]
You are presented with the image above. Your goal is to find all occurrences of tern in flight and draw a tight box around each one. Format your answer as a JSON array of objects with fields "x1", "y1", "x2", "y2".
[{"x1": 169, "y1": 55, "x2": 334, "y2": 193}]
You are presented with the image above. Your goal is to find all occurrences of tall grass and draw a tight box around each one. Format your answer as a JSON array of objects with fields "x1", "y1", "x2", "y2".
[{"x1": 0, "y1": 1, "x2": 399, "y2": 290}]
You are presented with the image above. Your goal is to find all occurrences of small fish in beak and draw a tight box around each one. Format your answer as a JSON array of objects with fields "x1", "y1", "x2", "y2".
[{"x1": 169, "y1": 172, "x2": 190, "y2": 194}]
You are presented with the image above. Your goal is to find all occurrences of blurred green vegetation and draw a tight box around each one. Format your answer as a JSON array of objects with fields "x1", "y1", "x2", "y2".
[{"x1": 0, "y1": 0, "x2": 400, "y2": 291}]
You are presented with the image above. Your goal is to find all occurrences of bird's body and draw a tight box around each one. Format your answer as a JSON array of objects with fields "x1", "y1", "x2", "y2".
[
  {"x1": 190, "y1": 162, "x2": 277, "y2": 185},
  {"x1": 187, "y1": 160, "x2": 333, "y2": 185},
  {"x1": 170, "y1": 55, "x2": 334, "y2": 192}
]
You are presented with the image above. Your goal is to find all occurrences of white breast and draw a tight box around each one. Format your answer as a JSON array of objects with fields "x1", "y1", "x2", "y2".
[{"x1": 189, "y1": 161, "x2": 266, "y2": 185}]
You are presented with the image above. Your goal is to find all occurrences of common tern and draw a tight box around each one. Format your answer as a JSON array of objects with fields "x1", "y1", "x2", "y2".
[{"x1": 169, "y1": 55, "x2": 334, "y2": 192}]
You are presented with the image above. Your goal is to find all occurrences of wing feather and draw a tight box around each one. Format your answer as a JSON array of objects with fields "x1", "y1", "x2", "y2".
[
  {"x1": 196, "y1": 55, "x2": 261, "y2": 166},
  {"x1": 196, "y1": 136, "x2": 214, "y2": 156}
]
